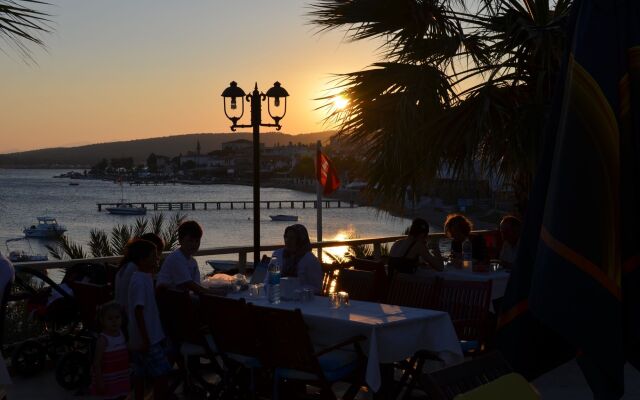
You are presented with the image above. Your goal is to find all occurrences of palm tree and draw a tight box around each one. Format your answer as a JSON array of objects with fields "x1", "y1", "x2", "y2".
[
  {"x1": 0, "y1": 0, "x2": 51, "y2": 61},
  {"x1": 47, "y1": 213, "x2": 186, "y2": 260},
  {"x1": 308, "y1": 0, "x2": 573, "y2": 212}
]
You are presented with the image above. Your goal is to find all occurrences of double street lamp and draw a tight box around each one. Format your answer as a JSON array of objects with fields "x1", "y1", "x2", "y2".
[{"x1": 221, "y1": 81, "x2": 289, "y2": 266}]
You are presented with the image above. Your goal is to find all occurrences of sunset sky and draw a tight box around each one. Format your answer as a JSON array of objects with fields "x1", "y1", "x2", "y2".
[{"x1": 0, "y1": 0, "x2": 380, "y2": 153}]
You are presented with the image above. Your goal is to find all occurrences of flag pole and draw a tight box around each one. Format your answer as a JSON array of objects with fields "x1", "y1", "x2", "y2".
[{"x1": 316, "y1": 140, "x2": 323, "y2": 261}]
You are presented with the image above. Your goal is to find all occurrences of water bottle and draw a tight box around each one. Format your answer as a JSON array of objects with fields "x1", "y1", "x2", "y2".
[
  {"x1": 267, "y1": 257, "x2": 281, "y2": 304},
  {"x1": 462, "y1": 237, "x2": 473, "y2": 269}
]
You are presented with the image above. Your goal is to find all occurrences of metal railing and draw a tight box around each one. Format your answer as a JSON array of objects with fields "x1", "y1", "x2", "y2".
[{"x1": 12, "y1": 231, "x2": 489, "y2": 273}]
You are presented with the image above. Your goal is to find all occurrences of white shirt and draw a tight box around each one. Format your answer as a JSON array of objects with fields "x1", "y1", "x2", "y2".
[
  {"x1": 114, "y1": 261, "x2": 137, "y2": 307},
  {"x1": 128, "y1": 271, "x2": 165, "y2": 349},
  {"x1": 269, "y1": 248, "x2": 323, "y2": 294},
  {"x1": 156, "y1": 249, "x2": 201, "y2": 289},
  {"x1": 0, "y1": 254, "x2": 15, "y2": 303},
  {"x1": 500, "y1": 241, "x2": 519, "y2": 265}
]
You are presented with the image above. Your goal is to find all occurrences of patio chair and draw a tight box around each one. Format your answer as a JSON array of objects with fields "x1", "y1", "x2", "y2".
[
  {"x1": 420, "y1": 351, "x2": 513, "y2": 400},
  {"x1": 436, "y1": 279, "x2": 493, "y2": 355},
  {"x1": 385, "y1": 274, "x2": 441, "y2": 309},
  {"x1": 67, "y1": 281, "x2": 112, "y2": 331},
  {"x1": 156, "y1": 288, "x2": 219, "y2": 397},
  {"x1": 335, "y1": 268, "x2": 376, "y2": 302},
  {"x1": 252, "y1": 305, "x2": 366, "y2": 400},
  {"x1": 320, "y1": 263, "x2": 340, "y2": 296},
  {"x1": 198, "y1": 294, "x2": 262, "y2": 399}
]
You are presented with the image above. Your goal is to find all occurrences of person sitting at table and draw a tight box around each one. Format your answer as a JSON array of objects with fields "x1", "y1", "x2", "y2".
[
  {"x1": 388, "y1": 218, "x2": 443, "y2": 275},
  {"x1": 269, "y1": 224, "x2": 323, "y2": 294},
  {"x1": 156, "y1": 220, "x2": 211, "y2": 295},
  {"x1": 444, "y1": 213, "x2": 489, "y2": 267},
  {"x1": 499, "y1": 215, "x2": 521, "y2": 269}
]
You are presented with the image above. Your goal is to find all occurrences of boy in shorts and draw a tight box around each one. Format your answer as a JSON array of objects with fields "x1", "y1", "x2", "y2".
[{"x1": 127, "y1": 239, "x2": 172, "y2": 400}]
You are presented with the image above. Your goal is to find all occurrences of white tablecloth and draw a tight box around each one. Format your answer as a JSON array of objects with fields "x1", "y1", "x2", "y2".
[
  {"x1": 228, "y1": 293, "x2": 463, "y2": 392},
  {"x1": 417, "y1": 268, "x2": 510, "y2": 301}
]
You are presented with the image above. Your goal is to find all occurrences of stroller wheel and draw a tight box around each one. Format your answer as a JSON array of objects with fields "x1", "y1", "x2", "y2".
[
  {"x1": 11, "y1": 340, "x2": 46, "y2": 376},
  {"x1": 47, "y1": 336, "x2": 74, "y2": 362},
  {"x1": 55, "y1": 351, "x2": 91, "y2": 391}
]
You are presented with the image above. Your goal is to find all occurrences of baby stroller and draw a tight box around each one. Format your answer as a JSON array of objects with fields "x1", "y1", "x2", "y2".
[{"x1": 11, "y1": 263, "x2": 113, "y2": 390}]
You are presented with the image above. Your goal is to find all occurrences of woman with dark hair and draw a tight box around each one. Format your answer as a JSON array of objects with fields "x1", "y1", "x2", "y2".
[
  {"x1": 444, "y1": 213, "x2": 489, "y2": 266},
  {"x1": 388, "y1": 218, "x2": 443, "y2": 275},
  {"x1": 270, "y1": 224, "x2": 323, "y2": 294}
]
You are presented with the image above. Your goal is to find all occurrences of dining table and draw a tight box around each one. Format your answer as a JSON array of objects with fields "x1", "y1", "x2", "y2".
[
  {"x1": 416, "y1": 266, "x2": 510, "y2": 303},
  {"x1": 228, "y1": 290, "x2": 463, "y2": 393}
]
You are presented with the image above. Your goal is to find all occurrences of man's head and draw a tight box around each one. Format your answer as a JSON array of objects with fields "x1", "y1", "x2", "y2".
[
  {"x1": 178, "y1": 220, "x2": 203, "y2": 256},
  {"x1": 408, "y1": 218, "x2": 430, "y2": 240},
  {"x1": 500, "y1": 215, "x2": 522, "y2": 245}
]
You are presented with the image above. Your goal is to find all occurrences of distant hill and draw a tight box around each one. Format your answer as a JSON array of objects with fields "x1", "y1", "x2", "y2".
[{"x1": 0, "y1": 131, "x2": 334, "y2": 168}]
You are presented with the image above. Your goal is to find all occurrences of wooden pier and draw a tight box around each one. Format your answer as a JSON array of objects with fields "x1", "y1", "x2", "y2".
[{"x1": 97, "y1": 199, "x2": 357, "y2": 212}]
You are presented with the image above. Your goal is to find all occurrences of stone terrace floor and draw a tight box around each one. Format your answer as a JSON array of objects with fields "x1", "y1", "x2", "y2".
[{"x1": 6, "y1": 360, "x2": 640, "y2": 399}]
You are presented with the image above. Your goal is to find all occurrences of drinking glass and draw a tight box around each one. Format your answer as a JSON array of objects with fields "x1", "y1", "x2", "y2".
[
  {"x1": 439, "y1": 238, "x2": 452, "y2": 267},
  {"x1": 328, "y1": 292, "x2": 340, "y2": 309},
  {"x1": 338, "y1": 291, "x2": 350, "y2": 307}
]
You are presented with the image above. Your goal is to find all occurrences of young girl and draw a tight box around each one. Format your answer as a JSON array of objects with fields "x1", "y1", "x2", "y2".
[{"x1": 92, "y1": 302, "x2": 131, "y2": 400}]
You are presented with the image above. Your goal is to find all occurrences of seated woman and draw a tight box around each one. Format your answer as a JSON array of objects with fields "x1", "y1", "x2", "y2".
[
  {"x1": 388, "y1": 218, "x2": 443, "y2": 275},
  {"x1": 444, "y1": 213, "x2": 489, "y2": 266},
  {"x1": 270, "y1": 224, "x2": 323, "y2": 294}
]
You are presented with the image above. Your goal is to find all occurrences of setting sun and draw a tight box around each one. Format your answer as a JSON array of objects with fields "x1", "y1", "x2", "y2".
[{"x1": 333, "y1": 95, "x2": 349, "y2": 110}]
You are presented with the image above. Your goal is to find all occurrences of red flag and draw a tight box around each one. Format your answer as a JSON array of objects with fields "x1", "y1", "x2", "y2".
[{"x1": 316, "y1": 150, "x2": 340, "y2": 195}]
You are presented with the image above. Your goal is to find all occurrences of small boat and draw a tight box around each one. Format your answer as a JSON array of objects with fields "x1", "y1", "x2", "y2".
[
  {"x1": 6, "y1": 238, "x2": 49, "y2": 262},
  {"x1": 106, "y1": 178, "x2": 147, "y2": 215},
  {"x1": 69, "y1": 182, "x2": 79, "y2": 186},
  {"x1": 269, "y1": 214, "x2": 299, "y2": 222},
  {"x1": 23, "y1": 217, "x2": 67, "y2": 238},
  {"x1": 106, "y1": 203, "x2": 147, "y2": 215}
]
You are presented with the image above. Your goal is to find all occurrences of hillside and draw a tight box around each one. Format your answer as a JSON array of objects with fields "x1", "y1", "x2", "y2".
[{"x1": 0, "y1": 131, "x2": 334, "y2": 168}]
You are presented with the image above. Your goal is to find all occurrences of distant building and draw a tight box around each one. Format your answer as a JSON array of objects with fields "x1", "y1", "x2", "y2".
[
  {"x1": 222, "y1": 139, "x2": 261, "y2": 152},
  {"x1": 179, "y1": 154, "x2": 234, "y2": 169}
]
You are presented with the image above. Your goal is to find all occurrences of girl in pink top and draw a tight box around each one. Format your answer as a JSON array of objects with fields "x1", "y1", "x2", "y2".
[{"x1": 91, "y1": 302, "x2": 130, "y2": 399}]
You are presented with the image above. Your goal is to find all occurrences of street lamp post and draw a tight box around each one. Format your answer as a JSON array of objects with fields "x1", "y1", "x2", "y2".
[{"x1": 221, "y1": 81, "x2": 289, "y2": 266}]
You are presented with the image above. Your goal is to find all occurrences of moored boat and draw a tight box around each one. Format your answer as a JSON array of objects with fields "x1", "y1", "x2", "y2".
[
  {"x1": 106, "y1": 203, "x2": 147, "y2": 215},
  {"x1": 269, "y1": 214, "x2": 299, "y2": 222},
  {"x1": 23, "y1": 217, "x2": 67, "y2": 238}
]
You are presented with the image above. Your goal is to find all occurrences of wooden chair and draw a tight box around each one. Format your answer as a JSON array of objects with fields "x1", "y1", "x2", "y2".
[
  {"x1": 436, "y1": 280, "x2": 493, "y2": 354},
  {"x1": 252, "y1": 305, "x2": 366, "y2": 400},
  {"x1": 67, "y1": 281, "x2": 112, "y2": 331},
  {"x1": 335, "y1": 268, "x2": 376, "y2": 302},
  {"x1": 198, "y1": 294, "x2": 261, "y2": 399},
  {"x1": 156, "y1": 288, "x2": 219, "y2": 396},
  {"x1": 421, "y1": 351, "x2": 513, "y2": 400},
  {"x1": 320, "y1": 263, "x2": 340, "y2": 296},
  {"x1": 385, "y1": 274, "x2": 441, "y2": 309}
]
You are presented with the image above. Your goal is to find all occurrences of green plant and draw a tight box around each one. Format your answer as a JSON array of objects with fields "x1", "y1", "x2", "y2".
[{"x1": 46, "y1": 213, "x2": 186, "y2": 260}]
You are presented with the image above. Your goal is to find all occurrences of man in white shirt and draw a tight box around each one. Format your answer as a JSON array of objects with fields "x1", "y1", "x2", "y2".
[
  {"x1": 499, "y1": 215, "x2": 522, "y2": 268},
  {"x1": 156, "y1": 221, "x2": 211, "y2": 295}
]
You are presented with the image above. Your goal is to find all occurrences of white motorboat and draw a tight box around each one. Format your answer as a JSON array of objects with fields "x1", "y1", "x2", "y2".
[
  {"x1": 269, "y1": 214, "x2": 299, "y2": 222},
  {"x1": 23, "y1": 217, "x2": 67, "y2": 238},
  {"x1": 5, "y1": 238, "x2": 49, "y2": 262},
  {"x1": 106, "y1": 203, "x2": 147, "y2": 215}
]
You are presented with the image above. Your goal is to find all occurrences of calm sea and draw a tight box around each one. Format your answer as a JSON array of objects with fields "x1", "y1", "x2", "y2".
[{"x1": 0, "y1": 169, "x2": 413, "y2": 267}]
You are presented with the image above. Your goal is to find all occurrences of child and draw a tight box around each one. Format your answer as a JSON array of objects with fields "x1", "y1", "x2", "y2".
[
  {"x1": 156, "y1": 220, "x2": 210, "y2": 294},
  {"x1": 114, "y1": 233, "x2": 165, "y2": 308},
  {"x1": 91, "y1": 302, "x2": 130, "y2": 400},
  {"x1": 127, "y1": 239, "x2": 171, "y2": 400}
]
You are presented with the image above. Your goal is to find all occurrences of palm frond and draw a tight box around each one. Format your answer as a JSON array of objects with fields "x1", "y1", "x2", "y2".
[
  {"x1": 0, "y1": 0, "x2": 51, "y2": 62},
  {"x1": 88, "y1": 229, "x2": 113, "y2": 257},
  {"x1": 46, "y1": 236, "x2": 88, "y2": 260}
]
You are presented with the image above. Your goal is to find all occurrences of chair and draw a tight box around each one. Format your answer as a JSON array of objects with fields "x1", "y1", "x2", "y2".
[
  {"x1": 421, "y1": 351, "x2": 513, "y2": 400},
  {"x1": 198, "y1": 294, "x2": 261, "y2": 399},
  {"x1": 335, "y1": 268, "x2": 376, "y2": 302},
  {"x1": 436, "y1": 280, "x2": 493, "y2": 354},
  {"x1": 385, "y1": 274, "x2": 441, "y2": 309},
  {"x1": 67, "y1": 281, "x2": 112, "y2": 331},
  {"x1": 252, "y1": 305, "x2": 366, "y2": 400},
  {"x1": 156, "y1": 288, "x2": 219, "y2": 396},
  {"x1": 320, "y1": 263, "x2": 340, "y2": 296}
]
